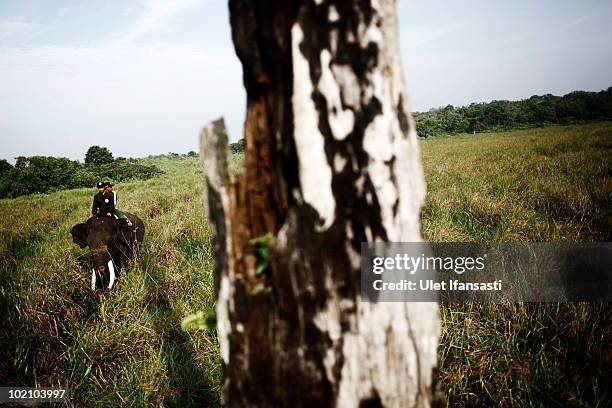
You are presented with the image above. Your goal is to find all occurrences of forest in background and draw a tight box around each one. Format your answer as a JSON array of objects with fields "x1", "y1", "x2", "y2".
[
  {"x1": 221, "y1": 87, "x2": 612, "y2": 146},
  {"x1": 413, "y1": 87, "x2": 612, "y2": 138},
  {"x1": 0, "y1": 146, "x2": 177, "y2": 199},
  {"x1": 1, "y1": 87, "x2": 611, "y2": 200}
]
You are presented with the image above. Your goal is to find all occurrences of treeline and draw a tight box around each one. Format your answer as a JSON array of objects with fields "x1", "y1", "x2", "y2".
[
  {"x1": 224, "y1": 88, "x2": 612, "y2": 144},
  {"x1": 145, "y1": 151, "x2": 199, "y2": 159},
  {"x1": 413, "y1": 87, "x2": 612, "y2": 138},
  {"x1": 0, "y1": 146, "x2": 162, "y2": 199},
  {"x1": 3, "y1": 88, "x2": 611, "y2": 197}
]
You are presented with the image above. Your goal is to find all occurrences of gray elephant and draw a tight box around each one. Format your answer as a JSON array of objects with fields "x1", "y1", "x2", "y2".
[{"x1": 71, "y1": 213, "x2": 145, "y2": 290}]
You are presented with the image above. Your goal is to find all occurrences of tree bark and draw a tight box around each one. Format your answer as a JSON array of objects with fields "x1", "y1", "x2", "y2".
[{"x1": 200, "y1": 1, "x2": 442, "y2": 406}]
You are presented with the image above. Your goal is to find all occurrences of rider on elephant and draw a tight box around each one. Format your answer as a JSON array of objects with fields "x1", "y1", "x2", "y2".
[
  {"x1": 91, "y1": 181, "x2": 131, "y2": 226},
  {"x1": 104, "y1": 182, "x2": 132, "y2": 226},
  {"x1": 92, "y1": 181, "x2": 112, "y2": 216}
]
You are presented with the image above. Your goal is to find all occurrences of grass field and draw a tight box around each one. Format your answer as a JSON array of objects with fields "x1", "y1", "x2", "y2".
[{"x1": 1, "y1": 122, "x2": 610, "y2": 406}]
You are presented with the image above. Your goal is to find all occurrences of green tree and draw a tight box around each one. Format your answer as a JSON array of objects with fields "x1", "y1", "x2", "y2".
[
  {"x1": 229, "y1": 139, "x2": 244, "y2": 154},
  {"x1": 85, "y1": 146, "x2": 114, "y2": 165},
  {"x1": 412, "y1": 87, "x2": 612, "y2": 138},
  {"x1": 0, "y1": 159, "x2": 11, "y2": 174},
  {"x1": 0, "y1": 153, "x2": 162, "y2": 199},
  {"x1": 0, "y1": 156, "x2": 95, "y2": 198}
]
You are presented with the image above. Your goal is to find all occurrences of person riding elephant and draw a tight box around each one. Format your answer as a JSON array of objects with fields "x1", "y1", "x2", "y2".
[
  {"x1": 71, "y1": 210, "x2": 145, "y2": 290},
  {"x1": 104, "y1": 182, "x2": 132, "y2": 226},
  {"x1": 92, "y1": 181, "x2": 112, "y2": 216}
]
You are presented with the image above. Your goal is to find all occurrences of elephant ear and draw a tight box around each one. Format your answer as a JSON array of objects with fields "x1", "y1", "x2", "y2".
[{"x1": 70, "y1": 223, "x2": 88, "y2": 248}]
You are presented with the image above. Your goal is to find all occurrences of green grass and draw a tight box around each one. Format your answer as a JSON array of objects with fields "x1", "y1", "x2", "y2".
[
  {"x1": 421, "y1": 123, "x2": 611, "y2": 407},
  {"x1": 0, "y1": 122, "x2": 610, "y2": 407},
  {"x1": 421, "y1": 123, "x2": 611, "y2": 242},
  {"x1": 0, "y1": 156, "x2": 221, "y2": 406}
]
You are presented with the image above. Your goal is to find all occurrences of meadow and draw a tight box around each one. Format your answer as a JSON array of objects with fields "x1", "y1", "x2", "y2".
[{"x1": 0, "y1": 122, "x2": 610, "y2": 406}]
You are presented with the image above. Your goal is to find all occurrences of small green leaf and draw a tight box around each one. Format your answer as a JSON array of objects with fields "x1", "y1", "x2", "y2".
[
  {"x1": 181, "y1": 311, "x2": 206, "y2": 331},
  {"x1": 250, "y1": 232, "x2": 273, "y2": 276},
  {"x1": 257, "y1": 246, "x2": 270, "y2": 262},
  {"x1": 182, "y1": 309, "x2": 217, "y2": 332},
  {"x1": 249, "y1": 232, "x2": 273, "y2": 246},
  {"x1": 255, "y1": 261, "x2": 268, "y2": 276},
  {"x1": 205, "y1": 310, "x2": 217, "y2": 331}
]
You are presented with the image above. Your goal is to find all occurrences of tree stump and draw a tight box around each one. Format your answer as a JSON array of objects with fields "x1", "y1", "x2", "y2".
[{"x1": 200, "y1": 1, "x2": 442, "y2": 406}]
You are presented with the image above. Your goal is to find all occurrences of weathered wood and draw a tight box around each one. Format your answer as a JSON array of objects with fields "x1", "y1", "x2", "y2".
[{"x1": 201, "y1": 1, "x2": 442, "y2": 406}]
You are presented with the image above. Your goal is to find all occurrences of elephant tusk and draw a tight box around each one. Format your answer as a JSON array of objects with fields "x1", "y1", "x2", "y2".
[
  {"x1": 91, "y1": 269, "x2": 96, "y2": 290},
  {"x1": 108, "y1": 260, "x2": 116, "y2": 289}
]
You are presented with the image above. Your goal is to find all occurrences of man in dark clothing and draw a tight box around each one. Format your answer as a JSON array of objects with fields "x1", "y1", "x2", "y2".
[
  {"x1": 92, "y1": 181, "x2": 115, "y2": 216},
  {"x1": 104, "y1": 182, "x2": 132, "y2": 226}
]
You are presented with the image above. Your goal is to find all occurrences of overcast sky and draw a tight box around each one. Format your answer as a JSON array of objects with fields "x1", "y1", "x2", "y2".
[{"x1": 1, "y1": 0, "x2": 611, "y2": 162}]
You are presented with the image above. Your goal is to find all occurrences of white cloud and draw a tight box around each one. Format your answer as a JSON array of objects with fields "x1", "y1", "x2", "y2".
[
  {"x1": 0, "y1": 43, "x2": 245, "y2": 160},
  {"x1": 400, "y1": 22, "x2": 463, "y2": 51},
  {"x1": 120, "y1": 0, "x2": 205, "y2": 43},
  {"x1": 565, "y1": 15, "x2": 592, "y2": 28},
  {"x1": 0, "y1": 20, "x2": 38, "y2": 39},
  {"x1": 57, "y1": 5, "x2": 84, "y2": 18}
]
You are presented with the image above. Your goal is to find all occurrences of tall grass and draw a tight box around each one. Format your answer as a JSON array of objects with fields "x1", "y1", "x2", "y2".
[
  {"x1": 1, "y1": 157, "x2": 221, "y2": 406},
  {"x1": 421, "y1": 123, "x2": 611, "y2": 407},
  {"x1": 421, "y1": 123, "x2": 611, "y2": 242},
  {"x1": 0, "y1": 123, "x2": 610, "y2": 406}
]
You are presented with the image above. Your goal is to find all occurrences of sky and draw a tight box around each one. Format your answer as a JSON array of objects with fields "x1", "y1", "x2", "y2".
[{"x1": 1, "y1": 0, "x2": 611, "y2": 162}]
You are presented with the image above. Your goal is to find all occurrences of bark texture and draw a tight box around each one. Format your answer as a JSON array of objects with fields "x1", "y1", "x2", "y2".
[{"x1": 200, "y1": 1, "x2": 442, "y2": 406}]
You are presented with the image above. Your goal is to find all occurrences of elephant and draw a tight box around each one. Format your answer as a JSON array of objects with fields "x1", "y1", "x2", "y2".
[{"x1": 70, "y1": 212, "x2": 145, "y2": 290}]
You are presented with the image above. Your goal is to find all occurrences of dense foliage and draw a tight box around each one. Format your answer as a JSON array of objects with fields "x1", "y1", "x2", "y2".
[
  {"x1": 84, "y1": 145, "x2": 114, "y2": 165},
  {"x1": 0, "y1": 156, "x2": 94, "y2": 198},
  {"x1": 229, "y1": 139, "x2": 244, "y2": 154},
  {"x1": 0, "y1": 147, "x2": 163, "y2": 199},
  {"x1": 0, "y1": 159, "x2": 11, "y2": 174},
  {"x1": 414, "y1": 87, "x2": 612, "y2": 138},
  {"x1": 91, "y1": 160, "x2": 163, "y2": 183}
]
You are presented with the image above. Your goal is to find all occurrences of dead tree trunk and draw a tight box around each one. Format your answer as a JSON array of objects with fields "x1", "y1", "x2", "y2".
[{"x1": 200, "y1": 1, "x2": 441, "y2": 406}]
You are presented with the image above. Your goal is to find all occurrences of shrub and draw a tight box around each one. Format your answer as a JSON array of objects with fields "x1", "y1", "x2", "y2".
[
  {"x1": 0, "y1": 156, "x2": 95, "y2": 198},
  {"x1": 89, "y1": 161, "x2": 163, "y2": 183},
  {"x1": 0, "y1": 155, "x2": 163, "y2": 199}
]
